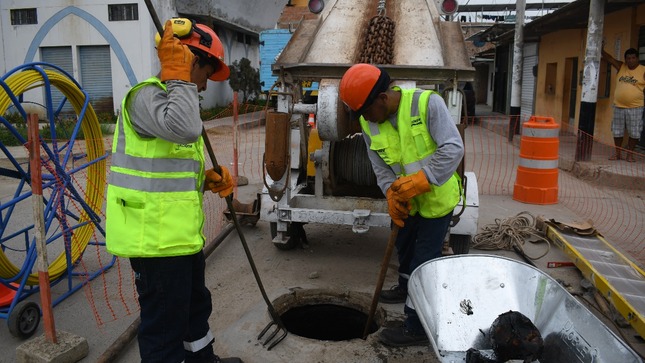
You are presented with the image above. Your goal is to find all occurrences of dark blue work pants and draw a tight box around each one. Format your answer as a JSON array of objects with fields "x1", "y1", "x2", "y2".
[
  {"x1": 395, "y1": 211, "x2": 454, "y2": 334},
  {"x1": 130, "y1": 251, "x2": 215, "y2": 363}
]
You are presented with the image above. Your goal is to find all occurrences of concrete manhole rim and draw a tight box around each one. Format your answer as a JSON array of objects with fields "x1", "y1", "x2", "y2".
[{"x1": 271, "y1": 287, "x2": 387, "y2": 326}]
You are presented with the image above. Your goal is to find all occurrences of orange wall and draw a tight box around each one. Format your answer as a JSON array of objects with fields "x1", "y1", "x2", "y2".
[
  {"x1": 534, "y1": 29, "x2": 584, "y2": 126},
  {"x1": 534, "y1": 5, "x2": 645, "y2": 145}
]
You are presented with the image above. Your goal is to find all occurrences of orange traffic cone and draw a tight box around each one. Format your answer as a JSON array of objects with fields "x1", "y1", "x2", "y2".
[{"x1": 307, "y1": 113, "x2": 316, "y2": 128}]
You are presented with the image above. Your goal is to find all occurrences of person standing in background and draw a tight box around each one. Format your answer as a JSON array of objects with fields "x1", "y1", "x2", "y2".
[{"x1": 602, "y1": 47, "x2": 645, "y2": 162}]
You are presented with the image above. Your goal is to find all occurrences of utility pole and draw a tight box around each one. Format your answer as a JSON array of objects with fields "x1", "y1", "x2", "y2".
[
  {"x1": 509, "y1": 0, "x2": 525, "y2": 141},
  {"x1": 576, "y1": 0, "x2": 604, "y2": 161}
]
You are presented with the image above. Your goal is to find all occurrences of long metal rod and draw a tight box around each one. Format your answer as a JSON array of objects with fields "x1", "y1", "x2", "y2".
[{"x1": 363, "y1": 225, "x2": 399, "y2": 339}]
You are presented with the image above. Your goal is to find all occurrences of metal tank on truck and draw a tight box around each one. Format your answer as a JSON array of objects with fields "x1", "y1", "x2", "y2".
[{"x1": 259, "y1": 0, "x2": 479, "y2": 253}]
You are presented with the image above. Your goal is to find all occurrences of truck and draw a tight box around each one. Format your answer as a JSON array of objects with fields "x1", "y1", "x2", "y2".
[{"x1": 257, "y1": 0, "x2": 479, "y2": 254}]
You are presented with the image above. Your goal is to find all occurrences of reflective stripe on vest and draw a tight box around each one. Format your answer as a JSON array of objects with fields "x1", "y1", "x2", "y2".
[
  {"x1": 109, "y1": 171, "x2": 198, "y2": 192},
  {"x1": 360, "y1": 89, "x2": 461, "y2": 218}
]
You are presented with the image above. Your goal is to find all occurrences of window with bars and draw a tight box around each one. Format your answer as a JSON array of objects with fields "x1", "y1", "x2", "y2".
[
  {"x1": 108, "y1": 3, "x2": 138, "y2": 21},
  {"x1": 10, "y1": 8, "x2": 37, "y2": 25}
]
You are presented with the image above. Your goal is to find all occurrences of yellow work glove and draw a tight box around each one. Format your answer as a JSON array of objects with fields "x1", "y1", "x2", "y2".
[
  {"x1": 205, "y1": 166, "x2": 234, "y2": 198},
  {"x1": 158, "y1": 20, "x2": 194, "y2": 82},
  {"x1": 387, "y1": 188, "x2": 411, "y2": 228},
  {"x1": 391, "y1": 170, "x2": 432, "y2": 203}
]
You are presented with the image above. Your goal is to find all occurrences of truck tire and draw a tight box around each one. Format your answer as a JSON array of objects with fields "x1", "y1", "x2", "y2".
[
  {"x1": 270, "y1": 222, "x2": 299, "y2": 250},
  {"x1": 450, "y1": 234, "x2": 471, "y2": 255}
]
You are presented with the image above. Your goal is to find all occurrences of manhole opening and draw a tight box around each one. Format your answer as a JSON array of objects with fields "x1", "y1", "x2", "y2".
[{"x1": 281, "y1": 303, "x2": 379, "y2": 341}]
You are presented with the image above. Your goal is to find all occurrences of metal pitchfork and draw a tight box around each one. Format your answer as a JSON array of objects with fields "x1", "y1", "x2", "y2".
[
  {"x1": 205, "y1": 130, "x2": 287, "y2": 350},
  {"x1": 143, "y1": 0, "x2": 288, "y2": 350}
]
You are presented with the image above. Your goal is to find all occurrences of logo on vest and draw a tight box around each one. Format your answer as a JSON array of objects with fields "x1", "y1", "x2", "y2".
[
  {"x1": 375, "y1": 148, "x2": 391, "y2": 163},
  {"x1": 175, "y1": 143, "x2": 193, "y2": 150},
  {"x1": 411, "y1": 117, "x2": 422, "y2": 127}
]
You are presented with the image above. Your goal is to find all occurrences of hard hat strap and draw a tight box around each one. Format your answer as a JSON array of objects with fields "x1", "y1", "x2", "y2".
[{"x1": 192, "y1": 25, "x2": 213, "y2": 48}]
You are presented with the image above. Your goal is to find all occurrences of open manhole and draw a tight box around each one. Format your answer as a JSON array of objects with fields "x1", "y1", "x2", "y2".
[{"x1": 272, "y1": 288, "x2": 385, "y2": 341}]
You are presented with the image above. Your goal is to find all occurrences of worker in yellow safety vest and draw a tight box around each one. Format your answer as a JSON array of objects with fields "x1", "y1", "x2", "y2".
[
  {"x1": 340, "y1": 64, "x2": 464, "y2": 347},
  {"x1": 106, "y1": 19, "x2": 241, "y2": 363}
]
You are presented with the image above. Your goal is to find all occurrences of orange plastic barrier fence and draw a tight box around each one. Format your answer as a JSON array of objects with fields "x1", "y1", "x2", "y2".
[{"x1": 513, "y1": 116, "x2": 560, "y2": 204}]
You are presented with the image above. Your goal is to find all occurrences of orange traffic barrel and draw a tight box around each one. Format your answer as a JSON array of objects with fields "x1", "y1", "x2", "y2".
[{"x1": 513, "y1": 116, "x2": 559, "y2": 204}]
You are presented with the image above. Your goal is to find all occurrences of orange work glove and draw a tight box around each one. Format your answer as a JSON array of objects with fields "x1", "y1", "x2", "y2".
[
  {"x1": 391, "y1": 170, "x2": 432, "y2": 203},
  {"x1": 158, "y1": 20, "x2": 194, "y2": 82},
  {"x1": 386, "y1": 188, "x2": 411, "y2": 228},
  {"x1": 205, "y1": 166, "x2": 234, "y2": 198}
]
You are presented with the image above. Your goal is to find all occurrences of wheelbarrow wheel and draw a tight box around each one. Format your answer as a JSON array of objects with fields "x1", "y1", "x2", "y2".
[
  {"x1": 270, "y1": 222, "x2": 299, "y2": 250},
  {"x1": 8, "y1": 301, "x2": 40, "y2": 339},
  {"x1": 450, "y1": 234, "x2": 471, "y2": 255}
]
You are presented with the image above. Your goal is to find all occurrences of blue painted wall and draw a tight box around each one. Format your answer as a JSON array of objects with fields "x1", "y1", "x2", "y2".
[{"x1": 259, "y1": 29, "x2": 318, "y2": 93}]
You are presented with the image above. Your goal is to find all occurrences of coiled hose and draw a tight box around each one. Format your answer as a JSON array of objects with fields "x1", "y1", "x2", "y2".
[{"x1": 0, "y1": 67, "x2": 106, "y2": 285}]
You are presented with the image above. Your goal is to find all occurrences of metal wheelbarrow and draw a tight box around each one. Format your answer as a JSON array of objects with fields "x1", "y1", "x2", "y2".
[{"x1": 408, "y1": 254, "x2": 642, "y2": 363}]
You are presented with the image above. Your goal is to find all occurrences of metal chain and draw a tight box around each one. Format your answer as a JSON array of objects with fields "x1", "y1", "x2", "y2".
[
  {"x1": 358, "y1": 7, "x2": 396, "y2": 65},
  {"x1": 377, "y1": 0, "x2": 386, "y2": 16}
]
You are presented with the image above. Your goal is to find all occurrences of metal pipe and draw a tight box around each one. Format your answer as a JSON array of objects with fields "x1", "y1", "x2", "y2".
[
  {"x1": 508, "y1": 0, "x2": 526, "y2": 141},
  {"x1": 292, "y1": 103, "x2": 317, "y2": 115}
]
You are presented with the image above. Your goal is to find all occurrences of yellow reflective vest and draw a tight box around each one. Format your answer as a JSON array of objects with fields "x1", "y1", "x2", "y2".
[
  {"x1": 106, "y1": 77, "x2": 206, "y2": 257},
  {"x1": 360, "y1": 89, "x2": 460, "y2": 218}
]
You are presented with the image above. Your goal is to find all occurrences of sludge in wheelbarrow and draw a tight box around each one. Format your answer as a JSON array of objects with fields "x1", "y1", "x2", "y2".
[{"x1": 408, "y1": 255, "x2": 642, "y2": 363}]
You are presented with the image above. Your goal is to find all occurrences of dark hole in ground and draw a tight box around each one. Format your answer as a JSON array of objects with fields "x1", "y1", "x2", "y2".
[{"x1": 281, "y1": 304, "x2": 379, "y2": 341}]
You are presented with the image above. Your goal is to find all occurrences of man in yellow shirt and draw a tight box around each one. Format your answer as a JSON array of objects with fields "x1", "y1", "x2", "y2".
[{"x1": 601, "y1": 47, "x2": 645, "y2": 162}]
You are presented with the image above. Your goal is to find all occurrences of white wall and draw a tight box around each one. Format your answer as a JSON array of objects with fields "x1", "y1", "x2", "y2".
[
  {"x1": 1, "y1": 0, "x2": 158, "y2": 115},
  {"x1": 0, "y1": 0, "x2": 262, "y2": 114},
  {"x1": 177, "y1": 0, "x2": 288, "y2": 32},
  {"x1": 199, "y1": 27, "x2": 261, "y2": 108}
]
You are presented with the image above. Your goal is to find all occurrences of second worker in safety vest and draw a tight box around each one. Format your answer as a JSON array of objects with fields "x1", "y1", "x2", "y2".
[{"x1": 340, "y1": 64, "x2": 464, "y2": 347}]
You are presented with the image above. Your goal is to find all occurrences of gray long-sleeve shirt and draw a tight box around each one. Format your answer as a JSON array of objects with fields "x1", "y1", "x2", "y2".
[
  {"x1": 126, "y1": 79, "x2": 202, "y2": 143},
  {"x1": 363, "y1": 93, "x2": 464, "y2": 195}
]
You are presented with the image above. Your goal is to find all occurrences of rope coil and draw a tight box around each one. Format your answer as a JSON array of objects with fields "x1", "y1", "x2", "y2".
[{"x1": 472, "y1": 211, "x2": 550, "y2": 261}]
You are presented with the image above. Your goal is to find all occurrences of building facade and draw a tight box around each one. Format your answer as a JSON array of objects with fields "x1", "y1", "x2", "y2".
[
  {"x1": 532, "y1": 3, "x2": 645, "y2": 144},
  {"x1": 0, "y1": 0, "x2": 286, "y2": 115}
]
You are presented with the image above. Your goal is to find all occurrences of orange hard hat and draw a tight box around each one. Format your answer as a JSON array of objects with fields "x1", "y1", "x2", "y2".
[
  {"x1": 339, "y1": 63, "x2": 390, "y2": 115},
  {"x1": 183, "y1": 23, "x2": 230, "y2": 81},
  {"x1": 156, "y1": 19, "x2": 230, "y2": 81}
]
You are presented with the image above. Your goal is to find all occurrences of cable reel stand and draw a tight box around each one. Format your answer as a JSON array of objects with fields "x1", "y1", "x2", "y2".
[{"x1": 0, "y1": 62, "x2": 113, "y2": 338}]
